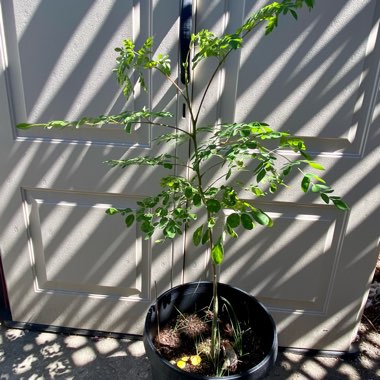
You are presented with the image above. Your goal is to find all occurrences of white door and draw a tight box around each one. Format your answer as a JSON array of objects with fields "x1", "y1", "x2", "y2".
[
  {"x1": 0, "y1": 0, "x2": 186, "y2": 334},
  {"x1": 185, "y1": 0, "x2": 380, "y2": 351},
  {"x1": 1, "y1": 0, "x2": 379, "y2": 351}
]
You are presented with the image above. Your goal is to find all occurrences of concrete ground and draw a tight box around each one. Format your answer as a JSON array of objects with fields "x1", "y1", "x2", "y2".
[{"x1": 0, "y1": 322, "x2": 379, "y2": 380}]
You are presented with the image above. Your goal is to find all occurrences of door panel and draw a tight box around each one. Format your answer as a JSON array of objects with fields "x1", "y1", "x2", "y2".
[
  {"x1": 24, "y1": 189, "x2": 149, "y2": 298},
  {"x1": 0, "y1": 0, "x2": 184, "y2": 334},
  {"x1": 187, "y1": 0, "x2": 380, "y2": 350}
]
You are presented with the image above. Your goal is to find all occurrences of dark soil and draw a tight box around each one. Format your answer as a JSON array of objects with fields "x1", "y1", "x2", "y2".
[{"x1": 154, "y1": 307, "x2": 268, "y2": 377}]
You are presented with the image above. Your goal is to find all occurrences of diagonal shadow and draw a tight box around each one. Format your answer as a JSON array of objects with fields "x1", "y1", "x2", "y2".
[{"x1": 0, "y1": 3, "x2": 378, "y2": 376}]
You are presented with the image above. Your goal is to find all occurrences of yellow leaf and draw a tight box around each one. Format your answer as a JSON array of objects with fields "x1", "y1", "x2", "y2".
[
  {"x1": 190, "y1": 355, "x2": 202, "y2": 366},
  {"x1": 177, "y1": 360, "x2": 187, "y2": 369}
]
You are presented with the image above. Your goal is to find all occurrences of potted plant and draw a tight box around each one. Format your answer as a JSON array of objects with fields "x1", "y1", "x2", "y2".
[{"x1": 18, "y1": 0, "x2": 349, "y2": 378}]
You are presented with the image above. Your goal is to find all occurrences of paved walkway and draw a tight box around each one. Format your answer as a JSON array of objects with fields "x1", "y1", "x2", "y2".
[{"x1": 0, "y1": 323, "x2": 379, "y2": 379}]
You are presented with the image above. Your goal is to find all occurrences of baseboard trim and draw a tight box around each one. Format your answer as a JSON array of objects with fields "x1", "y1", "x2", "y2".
[
  {"x1": 279, "y1": 343, "x2": 360, "y2": 359},
  {"x1": 2, "y1": 320, "x2": 141, "y2": 341}
]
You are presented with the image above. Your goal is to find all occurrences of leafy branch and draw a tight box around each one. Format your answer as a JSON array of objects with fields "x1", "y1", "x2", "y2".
[{"x1": 17, "y1": 108, "x2": 174, "y2": 134}]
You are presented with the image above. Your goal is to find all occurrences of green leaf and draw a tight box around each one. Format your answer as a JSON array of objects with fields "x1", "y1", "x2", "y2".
[
  {"x1": 202, "y1": 228, "x2": 210, "y2": 245},
  {"x1": 239, "y1": 126, "x2": 251, "y2": 137},
  {"x1": 290, "y1": 9, "x2": 298, "y2": 19},
  {"x1": 246, "y1": 141, "x2": 257, "y2": 149},
  {"x1": 331, "y1": 198, "x2": 349, "y2": 211},
  {"x1": 141, "y1": 221, "x2": 153, "y2": 234},
  {"x1": 16, "y1": 123, "x2": 32, "y2": 129},
  {"x1": 164, "y1": 223, "x2": 178, "y2": 239},
  {"x1": 301, "y1": 175, "x2": 311, "y2": 193},
  {"x1": 320, "y1": 193, "x2": 330, "y2": 204},
  {"x1": 306, "y1": 173, "x2": 326, "y2": 184},
  {"x1": 311, "y1": 184, "x2": 332, "y2": 193},
  {"x1": 206, "y1": 199, "x2": 221, "y2": 213},
  {"x1": 76, "y1": 117, "x2": 88, "y2": 128},
  {"x1": 222, "y1": 187, "x2": 237, "y2": 206},
  {"x1": 193, "y1": 194, "x2": 202, "y2": 207},
  {"x1": 158, "y1": 216, "x2": 168, "y2": 227},
  {"x1": 185, "y1": 187, "x2": 193, "y2": 198},
  {"x1": 208, "y1": 217, "x2": 216, "y2": 229},
  {"x1": 304, "y1": 0, "x2": 315, "y2": 9},
  {"x1": 193, "y1": 225, "x2": 204, "y2": 246},
  {"x1": 48, "y1": 120, "x2": 68, "y2": 128},
  {"x1": 125, "y1": 214, "x2": 135, "y2": 227},
  {"x1": 106, "y1": 154, "x2": 176, "y2": 169},
  {"x1": 265, "y1": 15, "x2": 278, "y2": 35},
  {"x1": 269, "y1": 183, "x2": 277, "y2": 193},
  {"x1": 251, "y1": 209, "x2": 272, "y2": 226},
  {"x1": 241, "y1": 213, "x2": 254, "y2": 230},
  {"x1": 226, "y1": 224, "x2": 238, "y2": 238},
  {"x1": 106, "y1": 207, "x2": 119, "y2": 215},
  {"x1": 211, "y1": 241, "x2": 224, "y2": 265},
  {"x1": 251, "y1": 186, "x2": 265, "y2": 197},
  {"x1": 257, "y1": 168, "x2": 266, "y2": 183},
  {"x1": 300, "y1": 150, "x2": 312, "y2": 160},
  {"x1": 145, "y1": 197, "x2": 159, "y2": 208},
  {"x1": 227, "y1": 213, "x2": 240, "y2": 228},
  {"x1": 308, "y1": 161, "x2": 325, "y2": 170},
  {"x1": 283, "y1": 166, "x2": 292, "y2": 176}
]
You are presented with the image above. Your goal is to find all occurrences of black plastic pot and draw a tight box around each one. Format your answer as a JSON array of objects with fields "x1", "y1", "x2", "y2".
[{"x1": 143, "y1": 282, "x2": 278, "y2": 380}]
